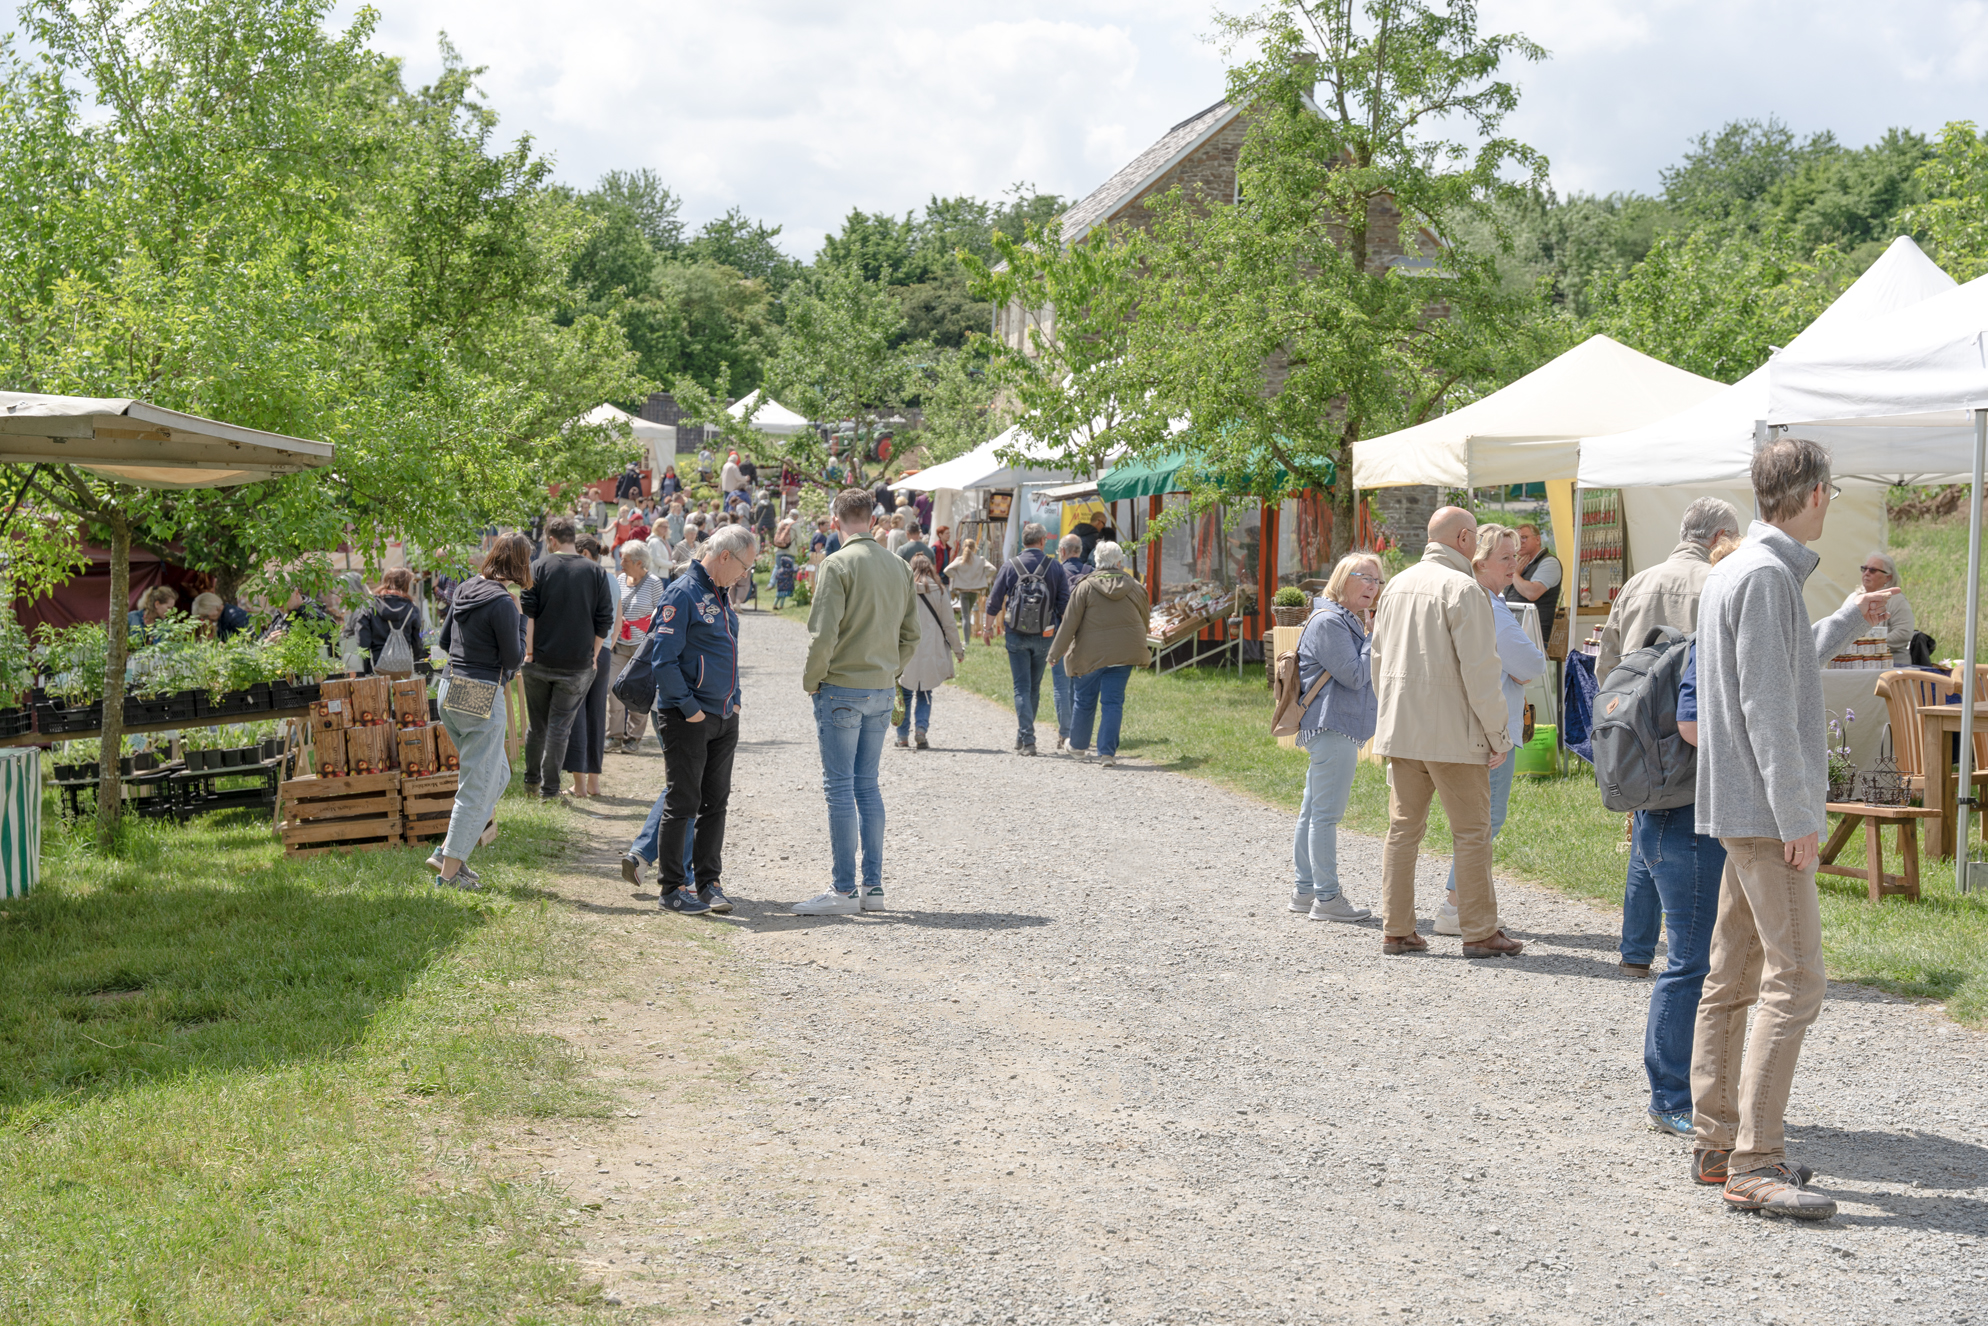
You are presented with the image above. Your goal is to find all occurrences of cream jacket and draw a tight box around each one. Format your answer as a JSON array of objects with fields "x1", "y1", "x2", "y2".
[
  {"x1": 1595, "y1": 540, "x2": 1713, "y2": 682},
  {"x1": 1371, "y1": 543, "x2": 1512, "y2": 762}
]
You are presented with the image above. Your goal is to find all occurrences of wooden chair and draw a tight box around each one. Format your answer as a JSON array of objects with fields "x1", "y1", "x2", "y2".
[{"x1": 1874, "y1": 667, "x2": 1988, "y2": 850}]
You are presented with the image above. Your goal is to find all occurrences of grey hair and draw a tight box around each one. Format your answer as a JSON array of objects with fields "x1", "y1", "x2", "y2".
[
  {"x1": 617, "y1": 540, "x2": 650, "y2": 569},
  {"x1": 1021, "y1": 522, "x2": 1048, "y2": 547},
  {"x1": 1094, "y1": 541, "x2": 1126, "y2": 571},
  {"x1": 1058, "y1": 533, "x2": 1083, "y2": 557},
  {"x1": 705, "y1": 524, "x2": 759, "y2": 563},
  {"x1": 1863, "y1": 551, "x2": 1899, "y2": 586},
  {"x1": 1679, "y1": 496, "x2": 1743, "y2": 548}
]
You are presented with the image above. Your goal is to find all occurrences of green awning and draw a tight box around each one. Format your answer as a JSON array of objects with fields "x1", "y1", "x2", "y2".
[{"x1": 1096, "y1": 448, "x2": 1333, "y2": 502}]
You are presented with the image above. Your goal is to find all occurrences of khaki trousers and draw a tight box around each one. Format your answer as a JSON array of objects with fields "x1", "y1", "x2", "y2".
[
  {"x1": 1689, "y1": 836, "x2": 1825, "y2": 1173},
  {"x1": 1381, "y1": 757, "x2": 1498, "y2": 942}
]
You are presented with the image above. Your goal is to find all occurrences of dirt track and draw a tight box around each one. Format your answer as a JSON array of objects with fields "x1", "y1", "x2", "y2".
[{"x1": 514, "y1": 612, "x2": 1988, "y2": 1325}]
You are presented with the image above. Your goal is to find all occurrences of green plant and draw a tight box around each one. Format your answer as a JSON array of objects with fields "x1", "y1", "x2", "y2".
[
  {"x1": 1272, "y1": 585, "x2": 1308, "y2": 608},
  {"x1": 36, "y1": 623, "x2": 108, "y2": 704},
  {"x1": 0, "y1": 609, "x2": 33, "y2": 704},
  {"x1": 792, "y1": 573, "x2": 813, "y2": 608},
  {"x1": 266, "y1": 616, "x2": 335, "y2": 682}
]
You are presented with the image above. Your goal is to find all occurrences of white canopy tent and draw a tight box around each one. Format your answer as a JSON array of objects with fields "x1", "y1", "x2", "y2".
[
  {"x1": 727, "y1": 389, "x2": 811, "y2": 437},
  {"x1": 889, "y1": 426, "x2": 1072, "y2": 493},
  {"x1": 576, "y1": 402, "x2": 675, "y2": 480},
  {"x1": 1577, "y1": 238, "x2": 1958, "y2": 620},
  {"x1": 1766, "y1": 271, "x2": 1988, "y2": 891}
]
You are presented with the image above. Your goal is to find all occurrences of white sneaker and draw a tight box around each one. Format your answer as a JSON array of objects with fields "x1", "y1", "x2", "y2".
[
  {"x1": 860, "y1": 885, "x2": 888, "y2": 912},
  {"x1": 1288, "y1": 889, "x2": 1313, "y2": 913},
  {"x1": 1100, "y1": 755, "x2": 1117, "y2": 768},
  {"x1": 791, "y1": 890, "x2": 861, "y2": 916},
  {"x1": 1434, "y1": 902, "x2": 1462, "y2": 935},
  {"x1": 1308, "y1": 894, "x2": 1371, "y2": 923}
]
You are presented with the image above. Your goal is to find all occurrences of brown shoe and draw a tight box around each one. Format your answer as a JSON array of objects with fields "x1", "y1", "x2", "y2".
[
  {"x1": 1620, "y1": 962, "x2": 1653, "y2": 977},
  {"x1": 1461, "y1": 930, "x2": 1525, "y2": 958},
  {"x1": 1382, "y1": 933, "x2": 1429, "y2": 955}
]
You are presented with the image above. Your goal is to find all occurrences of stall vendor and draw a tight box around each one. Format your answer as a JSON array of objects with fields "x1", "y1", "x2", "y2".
[{"x1": 1504, "y1": 522, "x2": 1562, "y2": 631}]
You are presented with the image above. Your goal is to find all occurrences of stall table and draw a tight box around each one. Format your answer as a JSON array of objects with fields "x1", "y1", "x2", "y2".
[
  {"x1": 1917, "y1": 703, "x2": 1988, "y2": 858},
  {"x1": 166, "y1": 759, "x2": 283, "y2": 820}
]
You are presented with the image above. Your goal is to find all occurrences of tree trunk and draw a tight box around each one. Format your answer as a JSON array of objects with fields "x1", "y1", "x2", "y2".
[
  {"x1": 216, "y1": 563, "x2": 246, "y2": 606},
  {"x1": 96, "y1": 509, "x2": 131, "y2": 853},
  {"x1": 1331, "y1": 421, "x2": 1359, "y2": 559}
]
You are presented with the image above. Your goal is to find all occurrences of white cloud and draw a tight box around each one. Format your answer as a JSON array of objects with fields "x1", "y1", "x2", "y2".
[{"x1": 345, "y1": 0, "x2": 1988, "y2": 250}]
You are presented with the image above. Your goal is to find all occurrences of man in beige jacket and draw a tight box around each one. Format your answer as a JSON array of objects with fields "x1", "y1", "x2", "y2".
[
  {"x1": 1371, "y1": 507, "x2": 1520, "y2": 956},
  {"x1": 1594, "y1": 497, "x2": 1742, "y2": 977}
]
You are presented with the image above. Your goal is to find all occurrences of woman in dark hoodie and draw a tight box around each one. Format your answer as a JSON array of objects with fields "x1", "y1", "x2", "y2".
[
  {"x1": 356, "y1": 568, "x2": 425, "y2": 675},
  {"x1": 429, "y1": 534, "x2": 531, "y2": 889}
]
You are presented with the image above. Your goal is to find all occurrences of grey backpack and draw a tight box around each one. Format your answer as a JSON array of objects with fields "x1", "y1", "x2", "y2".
[{"x1": 1590, "y1": 626, "x2": 1697, "y2": 813}]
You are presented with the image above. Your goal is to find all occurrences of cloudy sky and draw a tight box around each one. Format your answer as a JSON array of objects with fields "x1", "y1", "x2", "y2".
[{"x1": 352, "y1": 0, "x2": 1988, "y2": 258}]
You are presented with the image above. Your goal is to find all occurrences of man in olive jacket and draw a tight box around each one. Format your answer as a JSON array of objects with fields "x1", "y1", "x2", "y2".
[
  {"x1": 1370, "y1": 507, "x2": 1519, "y2": 957},
  {"x1": 795, "y1": 488, "x2": 921, "y2": 915}
]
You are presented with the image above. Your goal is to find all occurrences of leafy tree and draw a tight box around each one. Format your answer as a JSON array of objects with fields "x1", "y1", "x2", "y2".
[
  {"x1": 900, "y1": 265, "x2": 992, "y2": 349},
  {"x1": 818, "y1": 209, "x2": 926, "y2": 284},
  {"x1": 686, "y1": 207, "x2": 802, "y2": 291},
  {"x1": 594, "y1": 167, "x2": 684, "y2": 253},
  {"x1": 1118, "y1": 0, "x2": 1550, "y2": 557},
  {"x1": 902, "y1": 348, "x2": 1004, "y2": 468},
  {"x1": 1905, "y1": 121, "x2": 1988, "y2": 280},
  {"x1": 1660, "y1": 118, "x2": 1837, "y2": 225}
]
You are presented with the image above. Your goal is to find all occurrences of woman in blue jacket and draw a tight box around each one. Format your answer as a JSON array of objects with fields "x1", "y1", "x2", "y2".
[{"x1": 1289, "y1": 553, "x2": 1384, "y2": 922}]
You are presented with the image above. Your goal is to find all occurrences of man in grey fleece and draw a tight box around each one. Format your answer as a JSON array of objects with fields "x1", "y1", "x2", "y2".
[{"x1": 1691, "y1": 436, "x2": 1895, "y2": 1220}]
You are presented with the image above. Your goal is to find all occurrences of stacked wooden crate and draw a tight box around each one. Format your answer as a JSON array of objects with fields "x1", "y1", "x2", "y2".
[{"x1": 277, "y1": 771, "x2": 402, "y2": 856}]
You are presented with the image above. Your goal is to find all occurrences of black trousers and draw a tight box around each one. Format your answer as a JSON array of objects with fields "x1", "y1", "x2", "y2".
[{"x1": 657, "y1": 708, "x2": 740, "y2": 894}]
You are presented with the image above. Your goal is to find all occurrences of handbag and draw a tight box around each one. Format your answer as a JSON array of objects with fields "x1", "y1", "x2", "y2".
[
  {"x1": 610, "y1": 627, "x2": 664, "y2": 714},
  {"x1": 441, "y1": 672, "x2": 498, "y2": 720}
]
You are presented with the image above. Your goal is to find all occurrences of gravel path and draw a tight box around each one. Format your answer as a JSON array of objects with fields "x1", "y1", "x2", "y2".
[{"x1": 521, "y1": 613, "x2": 1988, "y2": 1326}]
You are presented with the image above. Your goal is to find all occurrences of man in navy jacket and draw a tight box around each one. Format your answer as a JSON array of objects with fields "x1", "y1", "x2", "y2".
[{"x1": 644, "y1": 524, "x2": 759, "y2": 915}]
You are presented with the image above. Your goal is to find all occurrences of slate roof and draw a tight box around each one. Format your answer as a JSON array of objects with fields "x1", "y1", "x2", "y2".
[{"x1": 1057, "y1": 99, "x2": 1237, "y2": 245}]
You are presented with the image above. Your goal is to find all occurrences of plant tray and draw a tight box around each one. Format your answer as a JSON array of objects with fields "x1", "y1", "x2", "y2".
[
  {"x1": 271, "y1": 680, "x2": 322, "y2": 710},
  {"x1": 196, "y1": 683, "x2": 275, "y2": 718},
  {"x1": 35, "y1": 700, "x2": 102, "y2": 734},
  {"x1": 0, "y1": 706, "x2": 31, "y2": 738},
  {"x1": 123, "y1": 693, "x2": 198, "y2": 725}
]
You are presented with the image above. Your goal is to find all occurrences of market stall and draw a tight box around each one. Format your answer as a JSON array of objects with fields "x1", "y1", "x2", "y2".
[
  {"x1": 726, "y1": 389, "x2": 811, "y2": 437},
  {"x1": 890, "y1": 427, "x2": 1073, "y2": 561},
  {"x1": 576, "y1": 402, "x2": 675, "y2": 489}
]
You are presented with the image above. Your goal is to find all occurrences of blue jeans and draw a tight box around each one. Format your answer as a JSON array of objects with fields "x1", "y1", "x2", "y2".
[
  {"x1": 814, "y1": 685, "x2": 892, "y2": 893},
  {"x1": 1006, "y1": 634, "x2": 1052, "y2": 746},
  {"x1": 438, "y1": 680, "x2": 509, "y2": 865},
  {"x1": 1633, "y1": 806, "x2": 1727, "y2": 1114},
  {"x1": 1445, "y1": 754, "x2": 1515, "y2": 894},
  {"x1": 1293, "y1": 729, "x2": 1360, "y2": 900},
  {"x1": 896, "y1": 686, "x2": 932, "y2": 739},
  {"x1": 1069, "y1": 665, "x2": 1132, "y2": 756},
  {"x1": 1620, "y1": 843, "x2": 1665, "y2": 965},
  {"x1": 1051, "y1": 658, "x2": 1074, "y2": 740}
]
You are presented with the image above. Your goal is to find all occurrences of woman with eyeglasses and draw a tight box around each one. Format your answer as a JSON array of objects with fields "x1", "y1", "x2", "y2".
[
  {"x1": 1851, "y1": 551, "x2": 1915, "y2": 666},
  {"x1": 1288, "y1": 551, "x2": 1384, "y2": 923}
]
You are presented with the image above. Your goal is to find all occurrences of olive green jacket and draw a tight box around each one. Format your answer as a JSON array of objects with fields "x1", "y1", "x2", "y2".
[{"x1": 803, "y1": 534, "x2": 920, "y2": 693}]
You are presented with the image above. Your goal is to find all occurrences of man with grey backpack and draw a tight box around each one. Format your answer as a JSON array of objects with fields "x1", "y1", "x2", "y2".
[{"x1": 983, "y1": 523, "x2": 1069, "y2": 756}]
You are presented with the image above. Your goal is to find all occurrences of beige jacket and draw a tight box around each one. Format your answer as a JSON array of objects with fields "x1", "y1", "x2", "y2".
[
  {"x1": 1371, "y1": 543, "x2": 1512, "y2": 762},
  {"x1": 1047, "y1": 569, "x2": 1152, "y2": 675},
  {"x1": 1596, "y1": 541, "x2": 1712, "y2": 682}
]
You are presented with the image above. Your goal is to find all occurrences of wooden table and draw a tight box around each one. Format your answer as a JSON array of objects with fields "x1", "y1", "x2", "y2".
[
  {"x1": 1916, "y1": 703, "x2": 1988, "y2": 857},
  {"x1": 1821, "y1": 802, "x2": 1939, "y2": 901}
]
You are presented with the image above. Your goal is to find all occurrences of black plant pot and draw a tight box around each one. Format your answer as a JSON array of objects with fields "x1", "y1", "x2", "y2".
[
  {"x1": 53, "y1": 762, "x2": 77, "y2": 781},
  {"x1": 133, "y1": 752, "x2": 158, "y2": 773},
  {"x1": 118, "y1": 756, "x2": 134, "y2": 777},
  {"x1": 218, "y1": 748, "x2": 242, "y2": 767}
]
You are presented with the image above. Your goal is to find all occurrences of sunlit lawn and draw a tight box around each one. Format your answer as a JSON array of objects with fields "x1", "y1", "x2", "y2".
[{"x1": 0, "y1": 787, "x2": 618, "y2": 1324}]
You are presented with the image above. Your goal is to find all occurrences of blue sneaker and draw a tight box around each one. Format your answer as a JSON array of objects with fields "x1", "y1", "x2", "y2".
[
  {"x1": 700, "y1": 884, "x2": 734, "y2": 914},
  {"x1": 1648, "y1": 1108, "x2": 1693, "y2": 1137},
  {"x1": 661, "y1": 886, "x2": 711, "y2": 915}
]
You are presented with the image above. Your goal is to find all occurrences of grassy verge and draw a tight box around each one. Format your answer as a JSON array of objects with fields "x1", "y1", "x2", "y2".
[
  {"x1": 1892, "y1": 510, "x2": 1987, "y2": 657},
  {"x1": 947, "y1": 641, "x2": 1988, "y2": 1025},
  {"x1": 0, "y1": 787, "x2": 617, "y2": 1324}
]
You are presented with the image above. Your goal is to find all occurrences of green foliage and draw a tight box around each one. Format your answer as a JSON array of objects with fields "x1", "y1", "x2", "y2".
[
  {"x1": 905, "y1": 347, "x2": 1005, "y2": 469},
  {"x1": 35, "y1": 623, "x2": 107, "y2": 704},
  {"x1": 686, "y1": 206, "x2": 803, "y2": 291},
  {"x1": 1272, "y1": 585, "x2": 1308, "y2": 607},
  {"x1": 0, "y1": 609, "x2": 33, "y2": 702},
  {"x1": 1905, "y1": 121, "x2": 1988, "y2": 281}
]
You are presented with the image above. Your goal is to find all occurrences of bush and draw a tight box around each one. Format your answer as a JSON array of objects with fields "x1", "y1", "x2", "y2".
[{"x1": 1272, "y1": 585, "x2": 1308, "y2": 608}]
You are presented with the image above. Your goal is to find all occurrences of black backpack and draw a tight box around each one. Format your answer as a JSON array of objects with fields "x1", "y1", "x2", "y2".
[
  {"x1": 1591, "y1": 626, "x2": 1697, "y2": 813},
  {"x1": 1006, "y1": 554, "x2": 1054, "y2": 636},
  {"x1": 609, "y1": 626, "x2": 666, "y2": 715}
]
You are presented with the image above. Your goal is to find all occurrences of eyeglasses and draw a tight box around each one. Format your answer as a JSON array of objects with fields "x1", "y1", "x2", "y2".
[
  {"x1": 1859, "y1": 564, "x2": 1890, "y2": 576},
  {"x1": 1348, "y1": 571, "x2": 1381, "y2": 584},
  {"x1": 1821, "y1": 481, "x2": 1842, "y2": 500}
]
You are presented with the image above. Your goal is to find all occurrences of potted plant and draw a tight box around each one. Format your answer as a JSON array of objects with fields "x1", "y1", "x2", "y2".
[
  {"x1": 1270, "y1": 586, "x2": 1310, "y2": 627},
  {"x1": 267, "y1": 618, "x2": 332, "y2": 708},
  {"x1": 0, "y1": 610, "x2": 33, "y2": 737},
  {"x1": 35, "y1": 622, "x2": 107, "y2": 732},
  {"x1": 1827, "y1": 709, "x2": 1857, "y2": 803}
]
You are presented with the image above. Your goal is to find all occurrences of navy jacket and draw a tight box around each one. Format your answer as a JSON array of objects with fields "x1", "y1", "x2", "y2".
[
  {"x1": 984, "y1": 548, "x2": 1071, "y2": 633},
  {"x1": 649, "y1": 559, "x2": 741, "y2": 719}
]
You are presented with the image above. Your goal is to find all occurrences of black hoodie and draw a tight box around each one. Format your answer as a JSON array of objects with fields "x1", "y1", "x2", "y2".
[{"x1": 438, "y1": 577, "x2": 525, "y2": 684}]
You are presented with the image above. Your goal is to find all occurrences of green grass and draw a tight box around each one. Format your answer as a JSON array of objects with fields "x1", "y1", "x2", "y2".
[
  {"x1": 0, "y1": 790, "x2": 619, "y2": 1325},
  {"x1": 948, "y1": 642, "x2": 1988, "y2": 1025},
  {"x1": 1892, "y1": 510, "x2": 1988, "y2": 659}
]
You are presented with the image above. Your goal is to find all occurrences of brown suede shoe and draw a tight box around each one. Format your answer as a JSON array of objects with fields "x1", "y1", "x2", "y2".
[
  {"x1": 1382, "y1": 933, "x2": 1430, "y2": 955},
  {"x1": 1461, "y1": 930, "x2": 1525, "y2": 958}
]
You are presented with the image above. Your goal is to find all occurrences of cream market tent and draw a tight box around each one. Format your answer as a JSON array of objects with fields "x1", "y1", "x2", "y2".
[
  {"x1": 727, "y1": 389, "x2": 811, "y2": 437},
  {"x1": 1577, "y1": 237, "x2": 1957, "y2": 619},
  {"x1": 889, "y1": 426, "x2": 1072, "y2": 493},
  {"x1": 1351, "y1": 334, "x2": 1727, "y2": 573},
  {"x1": 576, "y1": 402, "x2": 675, "y2": 478},
  {"x1": 1766, "y1": 271, "x2": 1988, "y2": 890}
]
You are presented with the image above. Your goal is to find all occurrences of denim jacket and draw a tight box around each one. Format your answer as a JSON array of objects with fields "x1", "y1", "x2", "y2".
[{"x1": 1296, "y1": 600, "x2": 1376, "y2": 742}]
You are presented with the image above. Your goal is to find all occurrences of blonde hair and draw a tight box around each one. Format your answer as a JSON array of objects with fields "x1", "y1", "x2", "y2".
[
  {"x1": 1708, "y1": 531, "x2": 1744, "y2": 564},
  {"x1": 1473, "y1": 522, "x2": 1518, "y2": 567},
  {"x1": 1324, "y1": 552, "x2": 1383, "y2": 605}
]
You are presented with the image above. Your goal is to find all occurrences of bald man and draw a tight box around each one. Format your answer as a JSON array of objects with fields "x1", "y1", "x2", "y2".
[{"x1": 1369, "y1": 506, "x2": 1523, "y2": 957}]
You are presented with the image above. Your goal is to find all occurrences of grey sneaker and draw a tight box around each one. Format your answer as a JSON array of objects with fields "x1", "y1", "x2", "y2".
[
  {"x1": 1724, "y1": 1163, "x2": 1837, "y2": 1220},
  {"x1": 1288, "y1": 889, "x2": 1314, "y2": 914},
  {"x1": 620, "y1": 853, "x2": 644, "y2": 886},
  {"x1": 1308, "y1": 894, "x2": 1371, "y2": 923},
  {"x1": 437, "y1": 864, "x2": 482, "y2": 891},
  {"x1": 1099, "y1": 755, "x2": 1117, "y2": 768}
]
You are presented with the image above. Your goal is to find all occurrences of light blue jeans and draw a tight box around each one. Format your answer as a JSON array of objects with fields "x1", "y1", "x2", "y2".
[
  {"x1": 814, "y1": 685, "x2": 893, "y2": 893},
  {"x1": 896, "y1": 686, "x2": 933, "y2": 740},
  {"x1": 1445, "y1": 754, "x2": 1515, "y2": 895},
  {"x1": 1051, "y1": 658, "x2": 1074, "y2": 740},
  {"x1": 1069, "y1": 665, "x2": 1132, "y2": 756},
  {"x1": 1293, "y1": 729, "x2": 1360, "y2": 900},
  {"x1": 439, "y1": 679, "x2": 509, "y2": 865}
]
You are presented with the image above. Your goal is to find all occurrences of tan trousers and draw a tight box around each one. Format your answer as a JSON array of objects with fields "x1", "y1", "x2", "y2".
[
  {"x1": 1382, "y1": 757, "x2": 1498, "y2": 942},
  {"x1": 1690, "y1": 836, "x2": 1825, "y2": 1173}
]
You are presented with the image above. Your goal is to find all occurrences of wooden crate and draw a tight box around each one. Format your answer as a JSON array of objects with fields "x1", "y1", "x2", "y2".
[
  {"x1": 397, "y1": 772, "x2": 497, "y2": 847},
  {"x1": 277, "y1": 772, "x2": 402, "y2": 854},
  {"x1": 390, "y1": 678, "x2": 428, "y2": 728}
]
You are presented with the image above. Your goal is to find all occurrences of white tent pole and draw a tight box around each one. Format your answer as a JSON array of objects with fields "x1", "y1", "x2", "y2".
[{"x1": 1960, "y1": 406, "x2": 1986, "y2": 893}]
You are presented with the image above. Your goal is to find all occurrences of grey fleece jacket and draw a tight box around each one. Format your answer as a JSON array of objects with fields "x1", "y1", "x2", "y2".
[{"x1": 1694, "y1": 521, "x2": 1868, "y2": 843}]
